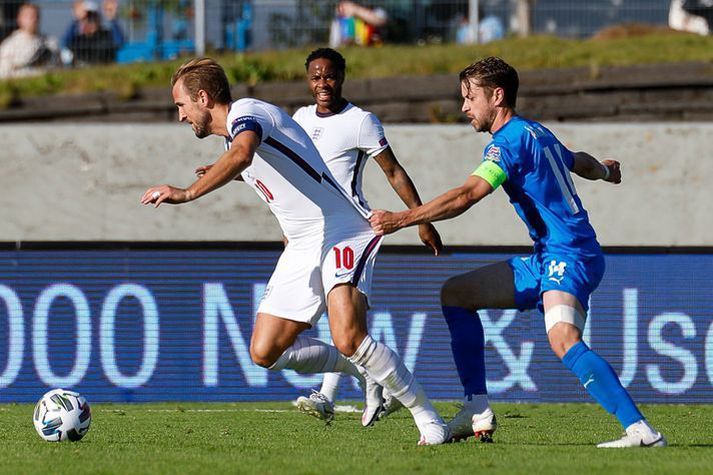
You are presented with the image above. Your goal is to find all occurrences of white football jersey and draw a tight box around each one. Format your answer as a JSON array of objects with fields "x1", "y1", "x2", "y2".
[
  {"x1": 225, "y1": 98, "x2": 369, "y2": 240},
  {"x1": 292, "y1": 103, "x2": 389, "y2": 211}
]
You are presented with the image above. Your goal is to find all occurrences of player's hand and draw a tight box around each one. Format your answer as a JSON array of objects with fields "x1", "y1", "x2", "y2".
[
  {"x1": 602, "y1": 160, "x2": 621, "y2": 184},
  {"x1": 418, "y1": 223, "x2": 443, "y2": 256},
  {"x1": 369, "y1": 209, "x2": 402, "y2": 236},
  {"x1": 141, "y1": 185, "x2": 192, "y2": 207}
]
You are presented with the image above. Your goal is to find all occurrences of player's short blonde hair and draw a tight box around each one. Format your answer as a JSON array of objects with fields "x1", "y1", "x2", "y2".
[{"x1": 171, "y1": 57, "x2": 232, "y2": 104}]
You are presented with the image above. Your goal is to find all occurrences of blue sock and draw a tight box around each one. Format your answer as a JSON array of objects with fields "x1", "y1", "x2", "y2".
[
  {"x1": 562, "y1": 341, "x2": 643, "y2": 428},
  {"x1": 442, "y1": 306, "x2": 487, "y2": 396}
]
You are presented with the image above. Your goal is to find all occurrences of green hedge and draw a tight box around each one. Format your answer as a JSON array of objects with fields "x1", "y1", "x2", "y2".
[{"x1": 1, "y1": 33, "x2": 712, "y2": 107}]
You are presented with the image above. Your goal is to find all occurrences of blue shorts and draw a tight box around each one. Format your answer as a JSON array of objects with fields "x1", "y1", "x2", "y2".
[{"x1": 508, "y1": 252, "x2": 605, "y2": 313}]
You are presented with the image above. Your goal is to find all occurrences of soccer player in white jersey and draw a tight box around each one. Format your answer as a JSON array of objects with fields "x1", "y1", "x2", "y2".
[
  {"x1": 291, "y1": 47, "x2": 443, "y2": 424},
  {"x1": 140, "y1": 58, "x2": 450, "y2": 445}
]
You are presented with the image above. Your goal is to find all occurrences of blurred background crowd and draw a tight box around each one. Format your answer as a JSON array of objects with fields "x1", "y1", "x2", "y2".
[{"x1": 0, "y1": 0, "x2": 711, "y2": 79}]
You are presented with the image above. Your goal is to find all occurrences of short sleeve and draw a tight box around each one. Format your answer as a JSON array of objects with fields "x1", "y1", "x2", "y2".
[
  {"x1": 227, "y1": 101, "x2": 274, "y2": 144},
  {"x1": 357, "y1": 113, "x2": 389, "y2": 157},
  {"x1": 560, "y1": 144, "x2": 575, "y2": 170}
]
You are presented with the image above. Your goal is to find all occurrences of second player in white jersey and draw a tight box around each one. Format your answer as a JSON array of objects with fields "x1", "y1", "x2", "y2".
[
  {"x1": 291, "y1": 48, "x2": 443, "y2": 424},
  {"x1": 294, "y1": 48, "x2": 441, "y2": 252}
]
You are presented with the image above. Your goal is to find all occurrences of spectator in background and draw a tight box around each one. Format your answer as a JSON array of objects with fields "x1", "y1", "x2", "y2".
[
  {"x1": 478, "y1": 15, "x2": 505, "y2": 43},
  {"x1": 455, "y1": 4, "x2": 505, "y2": 45},
  {"x1": 669, "y1": 0, "x2": 710, "y2": 35},
  {"x1": 456, "y1": 14, "x2": 505, "y2": 44},
  {"x1": 329, "y1": 1, "x2": 387, "y2": 47},
  {"x1": 62, "y1": 0, "x2": 124, "y2": 65},
  {"x1": 1, "y1": 0, "x2": 23, "y2": 41},
  {"x1": 0, "y1": 3, "x2": 58, "y2": 79}
]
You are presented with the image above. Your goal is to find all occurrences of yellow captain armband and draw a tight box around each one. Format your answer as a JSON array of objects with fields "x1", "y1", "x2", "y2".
[{"x1": 472, "y1": 160, "x2": 507, "y2": 190}]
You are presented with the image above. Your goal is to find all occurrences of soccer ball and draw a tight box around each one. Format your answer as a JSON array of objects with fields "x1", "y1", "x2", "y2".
[{"x1": 33, "y1": 389, "x2": 92, "y2": 442}]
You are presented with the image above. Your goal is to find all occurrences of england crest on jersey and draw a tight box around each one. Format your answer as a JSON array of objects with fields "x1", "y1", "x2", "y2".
[{"x1": 311, "y1": 127, "x2": 324, "y2": 141}]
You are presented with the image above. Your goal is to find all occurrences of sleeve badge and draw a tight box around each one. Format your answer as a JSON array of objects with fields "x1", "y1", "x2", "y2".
[{"x1": 484, "y1": 145, "x2": 501, "y2": 162}]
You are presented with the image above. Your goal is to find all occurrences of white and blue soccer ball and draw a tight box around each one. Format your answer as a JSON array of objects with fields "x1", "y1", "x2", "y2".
[{"x1": 33, "y1": 389, "x2": 92, "y2": 442}]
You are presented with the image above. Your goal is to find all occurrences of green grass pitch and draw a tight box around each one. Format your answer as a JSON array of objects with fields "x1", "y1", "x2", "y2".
[{"x1": 2, "y1": 401, "x2": 712, "y2": 474}]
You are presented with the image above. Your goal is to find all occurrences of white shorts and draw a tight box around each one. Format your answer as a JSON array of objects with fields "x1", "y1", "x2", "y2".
[{"x1": 257, "y1": 226, "x2": 383, "y2": 327}]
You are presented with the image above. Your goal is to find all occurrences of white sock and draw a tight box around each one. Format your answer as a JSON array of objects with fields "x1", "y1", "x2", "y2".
[
  {"x1": 319, "y1": 373, "x2": 341, "y2": 403},
  {"x1": 348, "y1": 334, "x2": 442, "y2": 426},
  {"x1": 464, "y1": 394, "x2": 490, "y2": 414},
  {"x1": 269, "y1": 335, "x2": 360, "y2": 378},
  {"x1": 626, "y1": 419, "x2": 657, "y2": 436}
]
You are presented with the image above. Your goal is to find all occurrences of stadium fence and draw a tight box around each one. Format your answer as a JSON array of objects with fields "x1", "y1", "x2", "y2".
[{"x1": 0, "y1": 0, "x2": 674, "y2": 66}]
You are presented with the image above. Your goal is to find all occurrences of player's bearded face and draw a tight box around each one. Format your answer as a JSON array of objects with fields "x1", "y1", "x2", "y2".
[
  {"x1": 173, "y1": 82, "x2": 213, "y2": 139},
  {"x1": 461, "y1": 81, "x2": 496, "y2": 133},
  {"x1": 189, "y1": 108, "x2": 212, "y2": 138}
]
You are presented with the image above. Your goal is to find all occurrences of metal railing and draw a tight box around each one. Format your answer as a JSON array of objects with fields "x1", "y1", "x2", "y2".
[{"x1": 0, "y1": 0, "x2": 679, "y2": 71}]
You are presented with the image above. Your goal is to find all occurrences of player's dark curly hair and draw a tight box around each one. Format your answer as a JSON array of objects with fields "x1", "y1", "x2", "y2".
[
  {"x1": 305, "y1": 48, "x2": 346, "y2": 74},
  {"x1": 459, "y1": 57, "x2": 518, "y2": 108},
  {"x1": 171, "y1": 57, "x2": 232, "y2": 104}
]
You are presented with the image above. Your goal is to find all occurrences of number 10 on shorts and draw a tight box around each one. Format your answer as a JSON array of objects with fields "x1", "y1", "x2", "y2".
[{"x1": 333, "y1": 246, "x2": 355, "y2": 270}]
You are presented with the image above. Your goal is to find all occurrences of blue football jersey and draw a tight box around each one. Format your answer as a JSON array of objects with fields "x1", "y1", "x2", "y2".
[{"x1": 482, "y1": 116, "x2": 600, "y2": 257}]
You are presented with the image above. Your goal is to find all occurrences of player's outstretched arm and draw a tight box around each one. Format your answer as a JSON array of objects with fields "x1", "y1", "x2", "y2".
[
  {"x1": 373, "y1": 148, "x2": 443, "y2": 255},
  {"x1": 195, "y1": 164, "x2": 244, "y2": 181},
  {"x1": 369, "y1": 175, "x2": 493, "y2": 236},
  {"x1": 141, "y1": 131, "x2": 259, "y2": 207},
  {"x1": 337, "y1": 1, "x2": 387, "y2": 26},
  {"x1": 571, "y1": 151, "x2": 622, "y2": 184}
]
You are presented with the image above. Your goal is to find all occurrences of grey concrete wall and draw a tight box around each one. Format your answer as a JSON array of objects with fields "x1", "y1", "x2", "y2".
[{"x1": 1, "y1": 122, "x2": 710, "y2": 246}]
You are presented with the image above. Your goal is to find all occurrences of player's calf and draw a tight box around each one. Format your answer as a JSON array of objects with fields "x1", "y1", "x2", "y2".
[
  {"x1": 546, "y1": 309, "x2": 585, "y2": 359},
  {"x1": 348, "y1": 335, "x2": 449, "y2": 445},
  {"x1": 249, "y1": 312, "x2": 311, "y2": 368}
]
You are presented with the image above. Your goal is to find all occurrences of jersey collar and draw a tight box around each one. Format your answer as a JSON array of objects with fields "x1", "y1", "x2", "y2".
[{"x1": 315, "y1": 100, "x2": 350, "y2": 118}]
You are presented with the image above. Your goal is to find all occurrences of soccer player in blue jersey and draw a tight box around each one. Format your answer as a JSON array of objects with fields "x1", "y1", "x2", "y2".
[{"x1": 369, "y1": 56, "x2": 667, "y2": 448}]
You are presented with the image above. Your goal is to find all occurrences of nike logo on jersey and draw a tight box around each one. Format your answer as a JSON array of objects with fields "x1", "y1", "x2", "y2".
[
  {"x1": 334, "y1": 270, "x2": 353, "y2": 279},
  {"x1": 583, "y1": 377, "x2": 595, "y2": 388}
]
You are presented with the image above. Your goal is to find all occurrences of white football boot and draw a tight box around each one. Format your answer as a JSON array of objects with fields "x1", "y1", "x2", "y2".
[
  {"x1": 358, "y1": 371, "x2": 384, "y2": 427},
  {"x1": 597, "y1": 421, "x2": 667, "y2": 448},
  {"x1": 377, "y1": 389, "x2": 404, "y2": 420},
  {"x1": 417, "y1": 418, "x2": 451, "y2": 446},
  {"x1": 296, "y1": 391, "x2": 335, "y2": 423},
  {"x1": 448, "y1": 406, "x2": 497, "y2": 443}
]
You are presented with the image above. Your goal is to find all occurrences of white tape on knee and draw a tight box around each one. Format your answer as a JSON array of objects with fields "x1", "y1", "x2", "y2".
[{"x1": 544, "y1": 305, "x2": 586, "y2": 334}]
